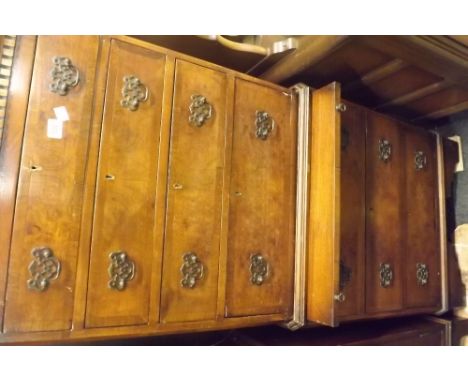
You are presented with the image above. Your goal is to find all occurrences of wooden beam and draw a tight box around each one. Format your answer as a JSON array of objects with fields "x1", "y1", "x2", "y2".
[
  {"x1": 412, "y1": 100, "x2": 468, "y2": 121},
  {"x1": 342, "y1": 59, "x2": 407, "y2": 93},
  {"x1": 260, "y1": 35, "x2": 350, "y2": 83},
  {"x1": 359, "y1": 36, "x2": 468, "y2": 89},
  {"x1": 376, "y1": 80, "x2": 451, "y2": 109}
]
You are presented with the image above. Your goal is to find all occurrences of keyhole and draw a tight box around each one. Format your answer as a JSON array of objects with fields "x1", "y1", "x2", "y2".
[{"x1": 30, "y1": 164, "x2": 42, "y2": 172}]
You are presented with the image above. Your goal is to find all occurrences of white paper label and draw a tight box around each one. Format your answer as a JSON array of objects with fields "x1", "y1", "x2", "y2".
[
  {"x1": 47, "y1": 118, "x2": 63, "y2": 139},
  {"x1": 53, "y1": 106, "x2": 70, "y2": 122}
]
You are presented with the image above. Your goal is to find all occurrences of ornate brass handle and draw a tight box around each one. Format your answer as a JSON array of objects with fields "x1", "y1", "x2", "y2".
[
  {"x1": 379, "y1": 263, "x2": 393, "y2": 288},
  {"x1": 189, "y1": 94, "x2": 212, "y2": 127},
  {"x1": 415, "y1": 151, "x2": 427, "y2": 170},
  {"x1": 336, "y1": 103, "x2": 347, "y2": 112},
  {"x1": 180, "y1": 252, "x2": 204, "y2": 288},
  {"x1": 49, "y1": 56, "x2": 80, "y2": 96},
  {"x1": 416, "y1": 263, "x2": 429, "y2": 286},
  {"x1": 250, "y1": 253, "x2": 269, "y2": 285},
  {"x1": 120, "y1": 75, "x2": 148, "y2": 111},
  {"x1": 255, "y1": 111, "x2": 275, "y2": 140},
  {"x1": 108, "y1": 251, "x2": 135, "y2": 291},
  {"x1": 334, "y1": 292, "x2": 346, "y2": 302},
  {"x1": 378, "y1": 138, "x2": 392, "y2": 162},
  {"x1": 27, "y1": 247, "x2": 61, "y2": 292}
]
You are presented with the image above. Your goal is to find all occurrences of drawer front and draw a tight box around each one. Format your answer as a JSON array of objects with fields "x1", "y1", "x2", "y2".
[
  {"x1": 338, "y1": 103, "x2": 366, "y2": 318},
  {"x1": 3, "y1": 36, "x2": 99, "y2": 333},
  {"x1": 225, "y1": 79, "x2": 296, "y2": 317},
  {"x1": 372, "y1": 327, "x2": 445, "y2": 346},
  {"x1": 85, "y1": 40, "x2": 166, "y2": 328},
  {"x1": 366, "y1": 112, "x2": 404, "y2": 313},
  {"x1": 160, "y1": 60, "x2": 227, "y2": 323},
  {"x1": 404, "y1": 129, "x2": 440, "y2": 309}
]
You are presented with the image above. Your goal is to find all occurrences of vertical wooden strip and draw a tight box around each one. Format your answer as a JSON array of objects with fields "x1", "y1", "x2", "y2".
[
  {"x1": 216, "y1": 73, "x2": 235, "y2": 319},
  {"x1": 288, "y1": 84, "x2": 311, "y2": 328},
  {"x1": 149, "y1": 56, "x2": 175, "y2": 325},
  {"x1": 72, "y1": 37, "x2": 111, "y2": 329},
  {"x1": 284, "y1": 84, "x2": 303, "y2": 329},
  {"x1": 435, "y1": 133, "x2": 449, "y2": 314},
  {"x1": 0, "y1": 36, "x2": 36, "y2": 332},
  {"x1": 307, "y1": 82, "x2": 341, "y2": 327}
]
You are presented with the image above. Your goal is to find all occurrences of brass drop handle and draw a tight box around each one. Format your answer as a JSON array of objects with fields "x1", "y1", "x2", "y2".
[
  {"x1": 180, "y1": 252, "x2": 204, "y2": 288},
  {"x1": 416, "y1": 263, "x2": 429, "y2": 286},
  {"x1": 49, "y1": 56, "x2": 80, "y2": 96},
  {"x1": 415, "y1": 151, "x2": 427, "y2": 170},
  {"x1": 120, "y1": 75, "x2": 149, "y2": 111},
  {"x1": 250, "y1": 253, "x2": 269, "y2": 285},
  {"x1": 189, "y1": 94, "x2": 212, "y2": 127},
  {"x1": 255, "y1": 111, "x2": 275, "y2": 140},
  {"x1": 379, "y1": 263, "x2": 393, "y2": 288},
  {"x1": 27, "y1": 247, "x2": 61, "y2": 292},
  {"x1": 334, "y1": 292, "x2": 346, "y2": 302},
  {"x1": 108, "y1": 251, "x2": 135, "y2": 291},
  {"x1": 336, "y1": 103, "x2": 347, "y2": 112},
  {"x1": 378, "y1": 138, "x2": 392, "y2": 162}
]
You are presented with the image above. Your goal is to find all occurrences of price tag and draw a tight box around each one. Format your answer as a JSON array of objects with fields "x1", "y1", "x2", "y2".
[{"x1": 47, "y1": 118, "x2": 63, "y2": 139}]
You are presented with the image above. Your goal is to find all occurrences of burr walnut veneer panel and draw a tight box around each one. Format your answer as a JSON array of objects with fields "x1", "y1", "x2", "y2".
[
  {"x1": 3, "y1": 36, "x2": 99, "y2": 333},
  {"x1": 160, "y1": 60, "x2": 227, "y2": 323},
  {"x1": 85, "y1": 40, "x2": 166, "y2": 328},
  {"x1": 225, "y1": 79, "x2": 296, "y2": 317}
]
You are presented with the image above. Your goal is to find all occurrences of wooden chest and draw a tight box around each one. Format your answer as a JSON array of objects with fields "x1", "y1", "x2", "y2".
[
  {"x1": 0, "y1": 36, "x2": 297, "y2": 343},
  {"x1": 307, "y1": 82, "x2": 450, "y2": 327},
  {"x1": 0, "y1": 35, "x2": 457, "y2": 343}
]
